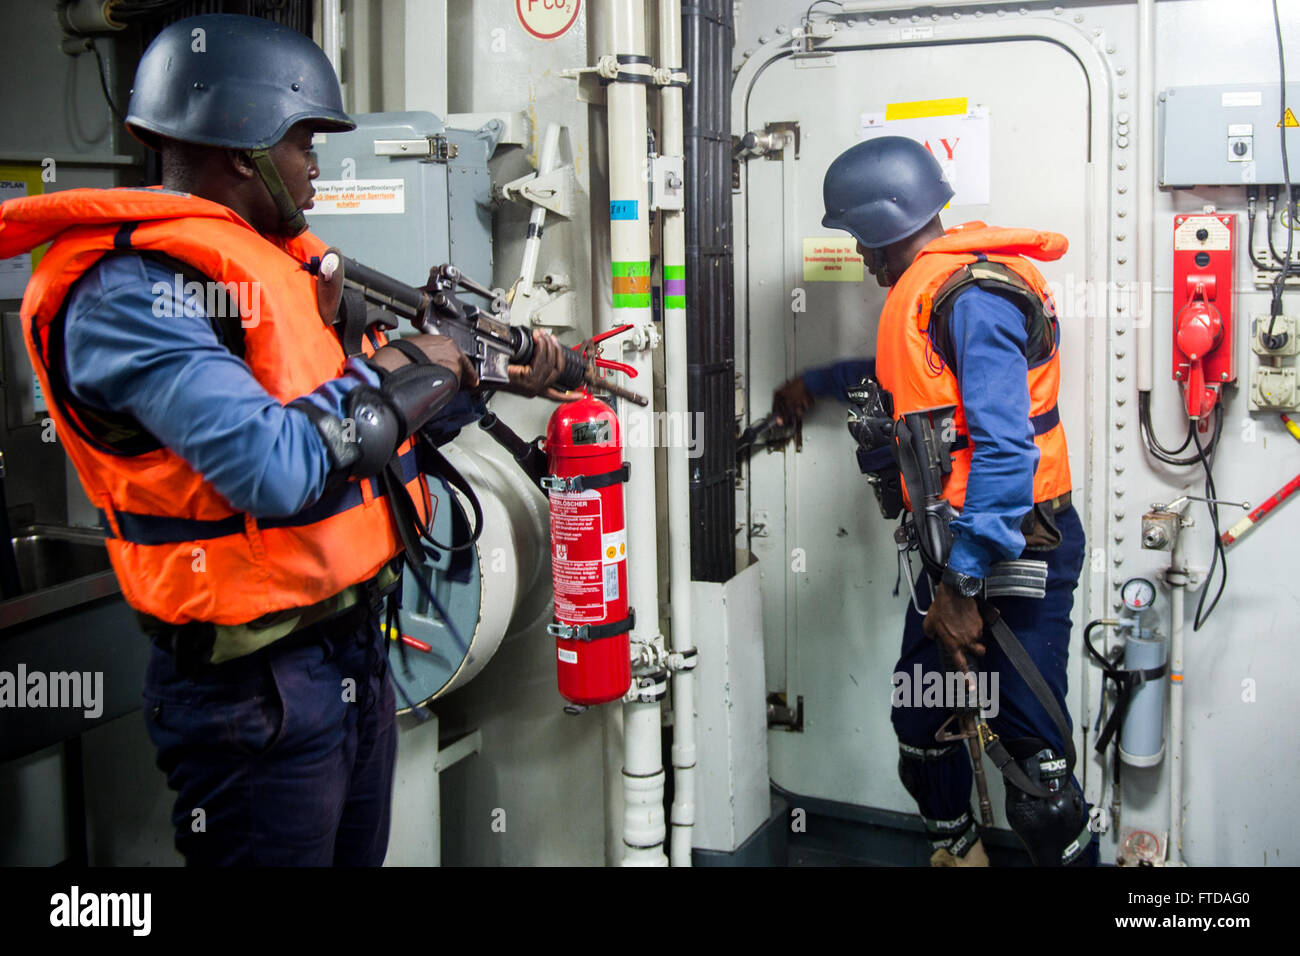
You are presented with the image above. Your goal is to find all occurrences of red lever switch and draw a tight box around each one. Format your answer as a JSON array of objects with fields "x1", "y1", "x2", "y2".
[{"x1": 1175, "y1": 281, "x2": 1223, "y2": 420}]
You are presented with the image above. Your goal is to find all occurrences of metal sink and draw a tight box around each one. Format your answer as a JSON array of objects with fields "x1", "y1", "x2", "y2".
[
  {"x1": 12, "y1": 525, "x2": 112, "y2": 590},
  {"x1": 0, "y1": 525, "x2": 120, "y2": 630}
]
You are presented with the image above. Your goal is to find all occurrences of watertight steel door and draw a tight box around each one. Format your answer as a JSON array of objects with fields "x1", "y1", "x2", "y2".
[{"x1": 737, "y1": 37, "x2": 1091, "y2": 815}]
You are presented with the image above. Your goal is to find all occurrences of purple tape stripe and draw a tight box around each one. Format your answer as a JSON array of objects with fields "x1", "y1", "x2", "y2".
[{"x1": 665, "y1": 279, "x2": 687, "y2": 296}]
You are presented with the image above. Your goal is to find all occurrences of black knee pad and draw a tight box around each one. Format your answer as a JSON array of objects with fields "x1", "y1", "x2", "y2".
[{"x1": 1003, "y1": 737, "x2": 1093, "y2": 866}]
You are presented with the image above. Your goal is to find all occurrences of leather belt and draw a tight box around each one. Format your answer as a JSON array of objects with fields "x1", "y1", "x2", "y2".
[{"x1": 1042, "y1": 491, "x2": 1072, "y2": 514}]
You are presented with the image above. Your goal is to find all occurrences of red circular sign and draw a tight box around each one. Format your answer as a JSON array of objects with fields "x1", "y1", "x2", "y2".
[{"x1": 516, "y1": 0, "x2": 581, "y2": 41}]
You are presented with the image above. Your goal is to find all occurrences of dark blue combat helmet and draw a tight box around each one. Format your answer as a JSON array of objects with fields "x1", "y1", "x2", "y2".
[
  {"x1": 821, "y1": 136, "x2": 955, "y2": 249},
  {"x1": 125, "y1": 14, "x2": 354, "y2": 234},
  {"x1": 125, "y1": 13, "x2": 353, "y2": 149}
]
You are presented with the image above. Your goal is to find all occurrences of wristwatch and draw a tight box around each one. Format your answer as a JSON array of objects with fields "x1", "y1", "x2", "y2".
[{"x1": 941, "y1": 565, "x2": 984, "y2": 599}]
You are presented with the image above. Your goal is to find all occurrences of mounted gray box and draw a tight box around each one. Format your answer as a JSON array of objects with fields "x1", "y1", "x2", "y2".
[
  {"x1": 305, "y1": 111, "x2": 494, "y2": 289},
  {"x1": 1159, "y1": 83, "x2": 1300, "y2": 187}
]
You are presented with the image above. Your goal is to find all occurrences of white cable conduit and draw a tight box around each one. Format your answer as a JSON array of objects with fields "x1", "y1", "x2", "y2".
[
  {"x1": 1136, "y1": 0, "x2": 1156, "y2": 392},
  {"x1": 657, "y1": 0, "x2": 697, "y2": 868},
  {"x1": 606, "y1": 0, "x2": 669, "y2": 867},
  {"x1": 1166, "y1": 515, "x2": 1187, "y2": 865}
]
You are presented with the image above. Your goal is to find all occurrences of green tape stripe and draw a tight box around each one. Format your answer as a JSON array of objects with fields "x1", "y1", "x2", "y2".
[
  {"x1": 611, "y1": 261, "x2": 652, "y2": 277},
  {"x1": 664, "y1": 296, "x2": 686, "y2": 309},
  {"x1": 663, "y1": 265, "x2": 686, "y2": 280},
  {"x1": 613, "y1": 293, "x2": 652, "y2": 308}
]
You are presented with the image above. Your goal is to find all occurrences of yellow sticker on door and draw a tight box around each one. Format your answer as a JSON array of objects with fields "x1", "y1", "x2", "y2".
[{"x1": 803, "y1": 237, "x2": 865, "y2": 282}]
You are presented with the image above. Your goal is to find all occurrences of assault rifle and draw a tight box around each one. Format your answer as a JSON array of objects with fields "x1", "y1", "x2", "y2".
[{"x1": 309, "y1": 255, "x2": 647, "y2": 406}]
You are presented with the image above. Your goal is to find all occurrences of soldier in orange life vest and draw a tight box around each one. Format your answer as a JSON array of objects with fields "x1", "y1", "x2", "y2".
[
  {"x1": 774, "y1": 136, "x2": 1096, "y2": 867},
  {"x1": 0, "y1": 14, "x2": 567, "y2": 865}
]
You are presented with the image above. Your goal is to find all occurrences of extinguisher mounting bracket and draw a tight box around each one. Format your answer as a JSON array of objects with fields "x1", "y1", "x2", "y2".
[
  {"x1": 541, "y1": 462, "x2": 631, "y2": 494},
  {"x1": 548, "y1": 609, "x2": 636, "y2": 642}
]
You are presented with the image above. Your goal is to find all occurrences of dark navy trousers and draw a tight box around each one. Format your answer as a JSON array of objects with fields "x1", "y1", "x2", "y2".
[
  {"x1": 890, "y1": 505, "x2": 1096, "y2": 862},
  {"x1": 142, "y1": 603, "x2": 397, "y2": 866}
]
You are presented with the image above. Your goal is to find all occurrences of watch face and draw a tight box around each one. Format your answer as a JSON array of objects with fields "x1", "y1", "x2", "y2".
[
  {"x1": 1121, "y1": 577, "x2": 1157, "y2": 611},
  {"x1": 944, "y1": 569, "x2": 981, "y2": 597}
]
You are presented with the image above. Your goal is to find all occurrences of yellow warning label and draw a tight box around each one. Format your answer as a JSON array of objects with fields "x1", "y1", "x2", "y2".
[
  {"x1": 885, "y1": 97, "x2": 968, "y2": 121},
  {"x1": 1279, "y1": 107, "x2": 1299, "y2": 129},
  {"x1": 802, "y1": 237, "x2": 865, "y2": 282}
]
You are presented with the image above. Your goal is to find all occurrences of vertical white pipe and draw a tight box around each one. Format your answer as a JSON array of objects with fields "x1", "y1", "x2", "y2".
[
  {"x1": 1136, "y1": 0, "x2": 1155, "y2": 392},
  {"x1": 606, "y1": 0, "x2": 668, "y2": 867},
  {"x1": 403, "y1": 0, "x2": 448, "y2": 118},
  {"x1": 1167, "y1": 524, "x2": 1187, "y2": 865},
  {"x1": 321, "y1": 0, "x2": 342, "y2": 79},
  {"x1": 658, "y1": 0, "x2": 695, "y2": 868}
]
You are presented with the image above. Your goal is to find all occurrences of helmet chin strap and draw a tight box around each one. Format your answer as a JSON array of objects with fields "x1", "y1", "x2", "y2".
[
  {"x1": 867, "y1": 245, "x2": 893, "y2": 287},
  {"x1": 248, "y1": 147, "x2": 307, "y2": 237}
]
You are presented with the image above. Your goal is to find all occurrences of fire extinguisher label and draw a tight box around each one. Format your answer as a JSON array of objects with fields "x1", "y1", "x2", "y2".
[
  {"x1": 600, "y1": 529, "x2": 626, "y2": 601},
  {"x1": 558, "y1": 647, "x2": 578, "y2": 665},
  {"x1": 550, "y1": 490, "x2": 606, "y2": 622}
]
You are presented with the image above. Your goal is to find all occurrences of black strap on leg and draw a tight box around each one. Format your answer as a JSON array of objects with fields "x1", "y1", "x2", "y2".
[
  {"x1": 979, "y1": 603, "x2": 1078, "y2": 792},
  {"x1": 983, "y1": 735, "x2": 1053, "y2": 800}
]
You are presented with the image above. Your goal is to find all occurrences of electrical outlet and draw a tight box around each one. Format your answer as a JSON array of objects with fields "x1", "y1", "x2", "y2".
[
  {"x1": 1251, "y1": 367, "x2": 1299, "y2": 410},
  {"x1": 1251, "y1": 315, "x2": 1300, "y2": 356}
]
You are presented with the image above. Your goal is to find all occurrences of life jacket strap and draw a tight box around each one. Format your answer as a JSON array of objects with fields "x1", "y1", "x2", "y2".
[{"x1": 101, "y1": 448, "x2": 419, "y2": 545}]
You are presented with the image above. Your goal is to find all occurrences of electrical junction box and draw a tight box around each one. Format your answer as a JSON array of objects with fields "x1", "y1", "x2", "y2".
[
  {"x1": 1159, "y1": 83, "x2": 1300, "y2": 187},
  {"x1": 304, "y1": 111, "x2": 494, "y2": 290}
]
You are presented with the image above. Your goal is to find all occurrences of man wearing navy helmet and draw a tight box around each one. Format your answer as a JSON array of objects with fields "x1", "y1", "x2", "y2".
[
  {"x1": 0, "y1": 14, "x2": 565, "y2": 865},
  {"x1": 773, "y1": 136, "x2": 1094, "y2": 867}
]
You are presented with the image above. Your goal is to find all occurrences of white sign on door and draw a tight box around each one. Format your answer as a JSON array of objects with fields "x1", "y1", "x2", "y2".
[{"x1": 861, "y1": 102, "x2": 991, "y2": 207}]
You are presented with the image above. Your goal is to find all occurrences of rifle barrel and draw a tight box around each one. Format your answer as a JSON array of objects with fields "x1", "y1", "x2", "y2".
[{"x1": 339, "y1": 255, "x2": 426, "y2": 315}]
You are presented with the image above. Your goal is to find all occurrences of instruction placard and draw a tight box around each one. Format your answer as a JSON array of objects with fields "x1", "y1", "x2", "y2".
[
  {"x1": 309, "y1": 179, "x2": 405, "y2": 215},
  {"x1": 861, "y1": 98, "x2": 990, "y2": 207},
  {"x1": 0, "y1": 171, "x2": 41, "y2": 299},
  {"x1": 803, "y1": 237, "x2": 864, "y2": 282}
]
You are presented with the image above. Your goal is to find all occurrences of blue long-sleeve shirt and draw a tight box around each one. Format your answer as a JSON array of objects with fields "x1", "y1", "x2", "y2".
[
  {"x1": 807, "y1": 286, "x2": 1037, "y2": 578},
  {"x1": 802, "y1": 357, "x2": 877, "y2": 399},
  {"x1": 62, "y1": 253, "x2": 474, "y2": 517}
]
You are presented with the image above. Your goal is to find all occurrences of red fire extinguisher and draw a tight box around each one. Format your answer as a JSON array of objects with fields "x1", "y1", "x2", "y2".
[{"x1": 543, "y1": 392, "x2": 633, "y2": 705}]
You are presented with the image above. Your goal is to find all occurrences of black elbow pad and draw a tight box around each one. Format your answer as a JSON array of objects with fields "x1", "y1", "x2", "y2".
[
  {"x1": 341, "y1": 365, "x2": 458, "y2": 478},
  {"x1": 295, "y1": 365, "x2": 460, "y2": 481},
  {"x1": 376, "y1": 362, "x2": 460, "y2": 436}
]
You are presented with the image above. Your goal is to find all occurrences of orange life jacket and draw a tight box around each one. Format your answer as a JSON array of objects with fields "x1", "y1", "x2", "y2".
[
  {"x1": 875, "y1": 222, "x2": 1072, "y2": 511},
  {"x1": 0, "y1": 187, "x2": 428, "y2": 626}
]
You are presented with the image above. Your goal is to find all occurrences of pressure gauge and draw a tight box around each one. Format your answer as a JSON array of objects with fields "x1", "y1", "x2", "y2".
[{"x1": 1121, "y1": 576, "x2": 1157, "y2": 612}]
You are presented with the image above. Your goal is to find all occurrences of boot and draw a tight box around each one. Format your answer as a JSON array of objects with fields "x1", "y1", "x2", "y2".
[{"x1": 930, "y1": 838, "x2": 990, "y2": 867}]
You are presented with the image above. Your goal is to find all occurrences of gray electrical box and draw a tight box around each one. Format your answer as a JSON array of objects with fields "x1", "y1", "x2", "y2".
[
  {"x1": 304, "y1": 111, "x2": 494, "y2": 289},
  {"x1": 1159, "y1": 83, "x2": 1300, "y2": 187}
]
